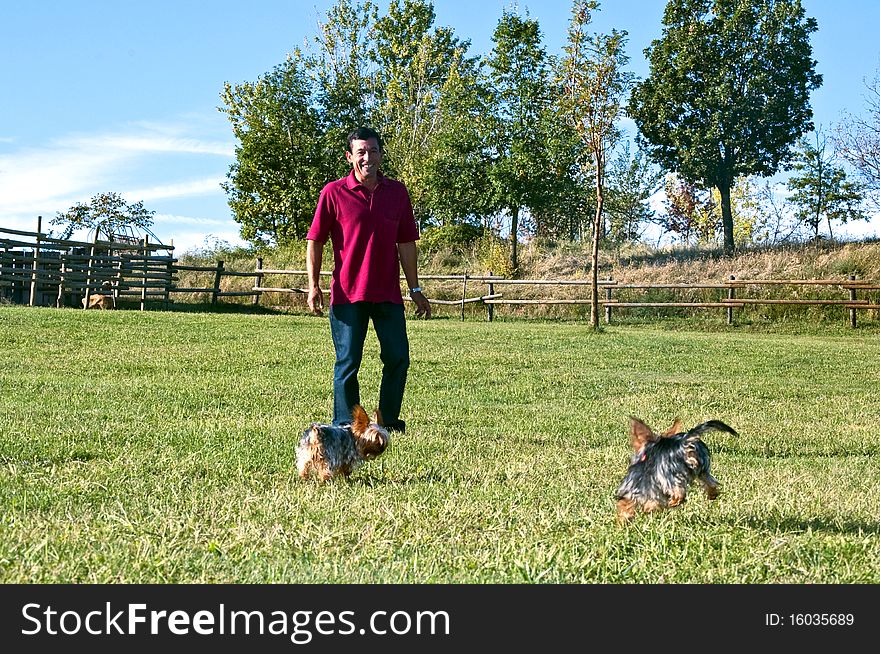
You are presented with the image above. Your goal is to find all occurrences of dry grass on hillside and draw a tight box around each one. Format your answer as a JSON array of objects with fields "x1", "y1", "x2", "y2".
[{"x1": 175, "y1": 238, "x2": 880, "y2": 322}]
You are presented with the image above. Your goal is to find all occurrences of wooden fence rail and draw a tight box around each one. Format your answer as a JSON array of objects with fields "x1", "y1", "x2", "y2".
[
  {"x1": 3, "y1": 222, "x2": 879, "y2": 327},
  {"x1": 242, "y1": 265, "x2": 878, "y2": 327}
]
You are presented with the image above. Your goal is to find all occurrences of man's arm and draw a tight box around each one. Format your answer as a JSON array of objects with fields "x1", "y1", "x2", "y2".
[
  {"x1": 398, "y1": 241, "x2": 430, "y2": 318},
  {"x1": 306, "y1": 239, "x2": 325, "y2": 315}
]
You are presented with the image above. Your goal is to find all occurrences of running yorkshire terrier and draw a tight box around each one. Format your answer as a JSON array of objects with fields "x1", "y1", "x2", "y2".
[
  {"x1": 296, "y1": 405, "x2": 390, "y2": 481},
  {"x1": 615, "y1": 416, "x2": 738, "y2": 522}
]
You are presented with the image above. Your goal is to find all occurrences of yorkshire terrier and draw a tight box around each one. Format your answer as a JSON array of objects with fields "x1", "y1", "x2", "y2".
[
  {"x1": 615, "y1": 416, "x2": 738, "y2": 522},
  {"x1": 296, "y1": 404, "x2": 390, "y2": 481}
]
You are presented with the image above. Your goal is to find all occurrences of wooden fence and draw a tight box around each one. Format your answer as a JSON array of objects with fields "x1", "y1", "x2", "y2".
[
  {"x1": 3, "y1": 222, "x2": 878, "y2": 326},
  {"x1": 245, "y1": 265, "x2": 880, "y2": 328},
  {"x1": 1, "y1": 220, "x2": 176, "y2": 310}
]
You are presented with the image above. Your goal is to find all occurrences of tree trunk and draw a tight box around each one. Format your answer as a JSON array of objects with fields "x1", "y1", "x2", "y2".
[
  {"x1": 509, "y1": 205, "x2": 519, "y2": 273},
  {"x1": 590, "y1": 192, "x2": 603, "y2": 328},
  {"x1": 718, "y1": 182, "x2": 735, "y2": 254}
]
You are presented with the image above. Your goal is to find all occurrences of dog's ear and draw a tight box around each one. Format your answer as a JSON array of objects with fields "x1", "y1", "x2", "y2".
[
  {"x1": 375, "y1": 408, "x2": 384, "y2": 427},
  {"x1": 350, "y1": 404, "x2": 370, "y2": 436},
  {"x1": 629, "y1": 417, "x2": 657, "y2": 450},
  {"x1": 662, "y1": 418, "x2": 683, "y2": 437}
]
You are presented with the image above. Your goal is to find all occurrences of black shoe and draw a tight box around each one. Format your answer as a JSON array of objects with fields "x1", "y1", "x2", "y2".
[{"x1": 383, "y1": 419, "x2": 406, "y2": 434}]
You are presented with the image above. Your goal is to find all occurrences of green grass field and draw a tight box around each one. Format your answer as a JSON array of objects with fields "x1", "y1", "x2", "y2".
[{"x1": 1, "y1": 306, "x2": 878, "y2": 583}]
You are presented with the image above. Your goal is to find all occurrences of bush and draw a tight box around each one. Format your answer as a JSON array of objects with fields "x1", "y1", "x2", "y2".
[{"x1": 420, "y1": 224, "x2": 485, "y2": 254}]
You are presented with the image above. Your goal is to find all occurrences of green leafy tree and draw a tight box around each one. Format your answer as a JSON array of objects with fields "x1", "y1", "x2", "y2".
[
  {"x1": 628, "y1": 0, "x2": 822, "y2": 253},
  {"x1": 605, "y1": 140, "x2": 664, "y2": 243},
  {"x1": 559, "y1": 0, "x2": 633, "y2": 327},
  {"x1": 787, "y1": 130, "x2": 868, "y2": 240},
  {"x1": 371, "y1": 0, "x2": 474, "y2": 227},
  {"x1": 422, "y1": 55, "x2": 496, "y2": 227},
  {"x1": 220, "y1": 54, "x2": 329, "y2": 245},
  {"x1": 52, "y1": 192, "x2": 155, "y2": 241},
  {"x1": 486, "y1": 8, "x2": 557, "y2": 272},
  {"x1": 307, "y1": 0, "x2": 378, "y2": 179}
]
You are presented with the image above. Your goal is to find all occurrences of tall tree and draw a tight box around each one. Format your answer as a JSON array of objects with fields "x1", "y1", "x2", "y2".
[
  {"x1": 421, "y1": 55, "x2": 496, "y2": 227},
  {"x1": 371, "y1": 0, "x2": 473, "y2": 227},
  {"x1": 787, "y1": 129, "x2": 868, "y2": 240},
  {"x1": 559, "y1": 0, "x2": 633, "y2": 327},
  {"x1": 833, "y1": 67, "x2": 880, "y2": 207},
  {"x1": 605, "y1": 140, "x2": 664, "y2": 243},
  {"x1": 52, "y1": 192, "x2": 155, "y2": 241},
  {"x1": 307, "y1": 0, "x2": 378, "y2": 180},
  {"x1": 220, "y1": 54, "x2": 328, "y2": 245},
  {"x1": 628, "y1": 0, "x2": 822, "y2": 253},
  {"x1": 486, "y1": 9, "x2": 556, "y2": 272}
]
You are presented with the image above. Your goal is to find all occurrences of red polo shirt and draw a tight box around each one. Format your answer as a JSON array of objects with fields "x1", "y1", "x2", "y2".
[{"x1": 307, "y1": 171, "x2": 419, "y2": 305}]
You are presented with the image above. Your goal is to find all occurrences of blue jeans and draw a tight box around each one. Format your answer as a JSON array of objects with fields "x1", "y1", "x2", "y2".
[{"x1": 329, "y1": 302, "x2": 409, "y2": 432}]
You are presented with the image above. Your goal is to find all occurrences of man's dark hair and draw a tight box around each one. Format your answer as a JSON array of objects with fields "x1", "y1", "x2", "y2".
[{"x1": 347, "y1": 127, "x2": 383, "y2": 152}]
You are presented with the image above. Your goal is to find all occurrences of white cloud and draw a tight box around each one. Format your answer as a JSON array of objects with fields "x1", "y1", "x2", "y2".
[
  {"x1": 164, "y1": 229, "x2": 250, "y2": 255},
  {"x1": 152, "y1": 212, "x2": 235, "y2": 227},
  {"x1": 126, "y1": 178, "x2": 225, "y2": 202},
  {"x1": 62, "y1": 134, "x2": 234, "y2": 157},
  {"x1": 0, "y1": 119, "x2": 234, "y2": 236}
]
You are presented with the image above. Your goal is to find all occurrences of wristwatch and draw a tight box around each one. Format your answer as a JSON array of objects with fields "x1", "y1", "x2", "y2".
[{"x1": 409, "y1": 287, "x2": 422, "y2": 294}]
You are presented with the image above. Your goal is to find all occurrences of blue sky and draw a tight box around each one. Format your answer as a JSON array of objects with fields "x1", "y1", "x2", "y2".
[{"x1": 2, "y1": 1, "x2": 879, "y2": 253}]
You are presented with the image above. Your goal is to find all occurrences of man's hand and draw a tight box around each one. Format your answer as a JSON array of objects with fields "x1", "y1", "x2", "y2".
[
  {"x1": 307, "y1": 287, "x2": 324, "y2": 316},
  {"x1": 411, "y1": 290, "x2": 431, "y2": 318}
]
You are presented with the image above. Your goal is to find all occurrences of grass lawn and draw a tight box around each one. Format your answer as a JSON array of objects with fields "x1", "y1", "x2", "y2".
[{"x1": 1, "y1": 305, "x2": 878, "y2": 583}]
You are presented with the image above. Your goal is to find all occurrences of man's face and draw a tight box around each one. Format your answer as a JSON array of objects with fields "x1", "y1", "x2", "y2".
[{"x1": 346, "y1": 138, "x2": 382, "y2": 183}]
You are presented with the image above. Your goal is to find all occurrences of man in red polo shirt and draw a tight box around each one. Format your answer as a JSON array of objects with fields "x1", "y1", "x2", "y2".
[{"x1": 306, "y1": 127, "x2": 430, "y2": 433}]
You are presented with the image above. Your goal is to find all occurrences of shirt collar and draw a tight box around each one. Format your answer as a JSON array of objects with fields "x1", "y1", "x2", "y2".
[{"x1": 345, "y1": 169, "x2": 388, "y2": 190}]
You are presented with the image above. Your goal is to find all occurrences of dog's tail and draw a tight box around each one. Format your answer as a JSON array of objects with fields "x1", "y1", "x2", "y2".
[
  {"x1": 350, "y1": 404, "x2": 370, "y2": 436},
  {"x1": 687, "y1": 420, "x2": 738, "y2": 439}
]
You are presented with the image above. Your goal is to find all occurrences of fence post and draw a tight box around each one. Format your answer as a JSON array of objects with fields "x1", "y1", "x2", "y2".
[
  {"x1": 460, "y1": 272, "x2": 469, "y2": 321},
  {"x1": 253, "y1": 257, "x2": 264, "y2": 306},
  {"x1": 487, "y1": 271, "x2": 494, "y2": 322},
  {"x1": 164, "y1": 239, "x2": 174, "y2": 310},
  {"x1": 29, "y1": 215, "x2": 42, "y2": 306},
  {"x1": 83, "y1": 225, "x2": 100, "y2": 309},
  {"x1": 56, "y1": 262, "x2": 66, "y2": 308},
  {"x1": 604, "y1": 277, "x2": 613, "y2": 324},
  {"x1": 140, "y1": 235, "x2": 149, "y2": 311},
  {"x1": 727, "y1": 275, "x2": 736, "y2": 325},
  {"x1": 212, "y1": 260, "x2": 225, "y2": 305},
  {"x1": 849, "y1": 274, "x2": 857, "y2": 328}
]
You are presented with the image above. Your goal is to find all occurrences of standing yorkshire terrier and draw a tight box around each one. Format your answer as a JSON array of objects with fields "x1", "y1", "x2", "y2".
[
  {"x1": 615, "y1": 416, "x2": 738, "y2": 522},
  {"x1": 296, "y1": 404, "x2": 390, "y2": 481}
]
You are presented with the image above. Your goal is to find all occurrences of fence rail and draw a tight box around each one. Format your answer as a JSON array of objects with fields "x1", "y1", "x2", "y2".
[
  {"x1": 241, "y1": 266, "x2": 879, "y2": 327},
  {"x1": 3, "y1": 221, "x2": 878, "y2": 326}
]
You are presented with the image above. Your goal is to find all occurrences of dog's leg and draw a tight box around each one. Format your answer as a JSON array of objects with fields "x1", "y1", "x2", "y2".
[
  {"x1": 699, "y1": 473, "x2": 721, "y2": 500},
  {"x1": 667, "y1": 488, "x2": 687, "y2": 507},
  {"x1": 317, "y1": 464, "x2": 334, "y2": 482},
  {"x1": 297, "y1": 459, "x2": 312, "y2": 479},
  {"x1": 616, "y1": 499, "x2": 637, "y2": 523}
]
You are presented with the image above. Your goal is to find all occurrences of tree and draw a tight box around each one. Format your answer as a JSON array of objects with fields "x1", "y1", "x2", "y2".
[
  {"x1": 787, "y1": 130, "x2": 868, "y2": 240},
  {"x1": 486, "y1": 8, "x2": 556, "y2": 272},
  {"x1": 220, "y1": 54, "x2": 329, "y2": 245},
  {"x1": 628, "y1": 0, "x2": 822, "y2": 253},
  {"x1": 833, "y1": 66, "x2": 880, "y2": 207},
  {"x1": 307, "y1": 0, "x2": 378, "y2": 181},
  {"x1": 421, "y1": 55, "x2": 496, "y2": 227},
  {"x1": 559, "y1": 0, "x2": 633, "y2": 327},
  {"x1": 605, "y1": 140, "x2": 664, "y2": 243},
  {"x1": 371, "y1": 0, "x2": 475, "y2": 227},
  {"x1": 658, "y1": 174, "x2": 720, "y2": 244},
  {"x1": 52, "y1": 192, "x2": 155, "y2": 241}
]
